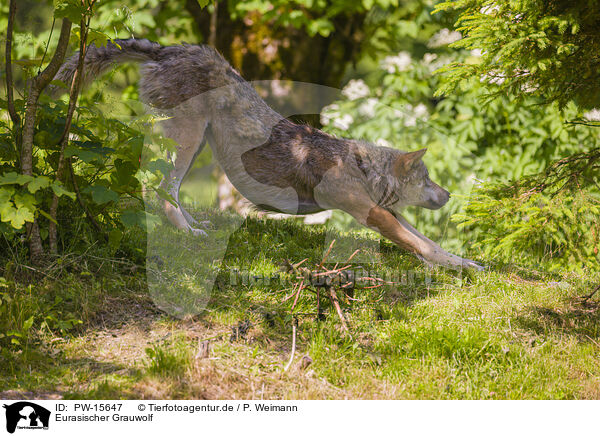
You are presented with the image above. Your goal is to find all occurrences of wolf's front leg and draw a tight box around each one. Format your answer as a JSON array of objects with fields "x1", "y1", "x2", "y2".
[{"x1": 365, "y1": 206, "x2": 484, "y2": 271}]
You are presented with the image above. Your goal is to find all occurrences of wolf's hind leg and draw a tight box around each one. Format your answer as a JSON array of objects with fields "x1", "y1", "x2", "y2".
[{"x1": 160, "y1": 117, "x2": 208, "y2": 235}]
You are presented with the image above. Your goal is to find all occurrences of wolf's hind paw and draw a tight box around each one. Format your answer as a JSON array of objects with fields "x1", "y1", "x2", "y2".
[
  {"x1": 183, "y1": 213, "x2": 212, "y2": 231},
  {"x1": 189, "y1": 227, "x2": 208, "y2": 237},
  {"x1": 197, "y1": 220, "x2": 213, "y2": 230}
]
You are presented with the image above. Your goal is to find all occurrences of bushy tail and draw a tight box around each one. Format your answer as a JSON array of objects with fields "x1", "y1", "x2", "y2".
[{"x1": 55, "y1": 38, "x2": 163, "y2": 90}]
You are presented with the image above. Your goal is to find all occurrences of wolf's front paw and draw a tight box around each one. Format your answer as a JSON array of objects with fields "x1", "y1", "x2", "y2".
[{"x1": 462, "y1": 258, "x2": 485, "y2": 271}]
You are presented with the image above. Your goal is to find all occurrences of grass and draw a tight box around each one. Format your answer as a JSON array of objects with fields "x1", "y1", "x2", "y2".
[{"x1": 1, "y1": 207, "x2": 599, "y2": 399}]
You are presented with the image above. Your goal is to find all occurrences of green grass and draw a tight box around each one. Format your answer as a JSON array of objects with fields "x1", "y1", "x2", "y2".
[{"x1": 1, "y1": 207, "x2": 599, "y2": 399}]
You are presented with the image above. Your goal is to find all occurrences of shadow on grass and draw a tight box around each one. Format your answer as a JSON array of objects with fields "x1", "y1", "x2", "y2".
[
  {"x1": 0, "y1": 349, "x2": 141, "y2": 400},
  {"x1": 204, "y1": 214, "x2": 466, "y2": 340},
  {"x1": 514, "y1": 300, "x2": 600, "y2": 341}
]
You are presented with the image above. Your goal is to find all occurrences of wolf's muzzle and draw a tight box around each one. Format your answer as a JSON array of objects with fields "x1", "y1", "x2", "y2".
[{"x1": 425, "y1": 187, "x2": 450, "y2": 210}]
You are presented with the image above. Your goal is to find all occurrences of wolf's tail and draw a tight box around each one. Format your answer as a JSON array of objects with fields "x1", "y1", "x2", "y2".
[{"x1": 55, "y1": 38, "x2": 162, "y2": 89}]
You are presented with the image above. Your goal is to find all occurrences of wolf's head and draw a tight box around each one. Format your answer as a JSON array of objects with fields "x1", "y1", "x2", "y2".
[{"x1": 391, "y1": 148, "x2": 450, "y2": 210}]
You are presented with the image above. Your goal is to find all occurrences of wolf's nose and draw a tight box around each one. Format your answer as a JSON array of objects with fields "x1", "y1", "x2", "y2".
[{"x1": 441, "y1": 189, "x2": 450, "y2": 201}]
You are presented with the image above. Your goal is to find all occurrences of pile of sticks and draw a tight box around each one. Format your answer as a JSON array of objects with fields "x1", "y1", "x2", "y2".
[{"x1": 280, "y1": 240, "x2": 391, "y2": 332}]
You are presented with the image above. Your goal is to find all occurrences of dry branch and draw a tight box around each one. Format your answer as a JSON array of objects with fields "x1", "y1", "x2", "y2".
[{"x1": 280, "y1": 241, "x2": 396, "y2": 334}]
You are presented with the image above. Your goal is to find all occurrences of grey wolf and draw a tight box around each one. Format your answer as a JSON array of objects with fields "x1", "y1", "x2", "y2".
[{"x1": 57, "y1": 39, "x2": 483, "y2": 270}]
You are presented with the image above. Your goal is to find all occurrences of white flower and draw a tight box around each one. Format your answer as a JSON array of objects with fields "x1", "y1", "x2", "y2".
[
  {"x1": 358, "y1": 98, "x2": 378, "y2": 118},
  {"x1": 394, "y1": 105, "x2": 409, "y2": 118},
  {"x1": 342, "y1": 79, "x2": 370, "y2": 101},
  {"x1": 422, "y1": 53, "x2": 454, "y2": 72},
  {"x1": 584, "y1": 109, "x2": 600, "y2": 121},
  {"x1": 332, "y1": 114, "x2": 354, "y2": 131},
  {"x1": 521, "y1": 82, "x2": 538, "y2": 93},
  {"x1": 381, "y1": 51, "x2": 412, "y2": 73},
  {"x1": 395, "y1": 103, "x2": 428, "y2": 127},
  {"x1": 423, "y1": 53, "x2": 438, "y2": 64},
  {"x1": 481, "y1": 71, "x2": 505, "y2": 85},
  {"x1": 320, "y1": 103, "x2": 340, "y2": 126},
  {"x1": 404, "y1": 116, "x2": 416, "y2": 127},
  {"x1": 427, "y1": 28, "x2": 462, "y2": 48},
  {"x1": 414, "y1": 103, "x2": 428, "y2": 119}
]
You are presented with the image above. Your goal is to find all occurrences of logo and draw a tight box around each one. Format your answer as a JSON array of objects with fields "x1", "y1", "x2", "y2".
[{"x1": 3, "y1": 402, "x2": 50, "y2": 434}]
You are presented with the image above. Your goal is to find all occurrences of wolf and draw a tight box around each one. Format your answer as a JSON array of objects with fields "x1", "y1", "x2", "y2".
[{"x1": 56, "y1": 39, "x2": 483, "y2": 270}]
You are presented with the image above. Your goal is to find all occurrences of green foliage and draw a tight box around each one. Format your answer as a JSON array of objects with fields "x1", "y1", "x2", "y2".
[
  {"x1": 0, "y1": 95, "x2": 171, "y2": 247},
  {"x1": 0, "y1": 171, "x2": 74, "y2": 229},
  {"x1": 454, "y1": 149, "x2": 600, "y2": 272},
  {"x1": 54, "y1": 0, "x2": 87, "y2": 22},
  {"x1": 0, "y1": 0, "x2": 218, "y2": 256},
  {"x1": 456, "y1": 188, "x2": 599, "y2": 272},
  {"x1": 0, "y1": 277, "x2": 82, "y2": 350},
  {"x1": 434, "y1": 0, "x2": 600, "y2": 109}
]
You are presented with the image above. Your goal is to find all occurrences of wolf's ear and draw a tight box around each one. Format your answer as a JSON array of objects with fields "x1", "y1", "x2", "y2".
[{"x1": 393, "y1": 148, "x2": 427, "y2": 175}]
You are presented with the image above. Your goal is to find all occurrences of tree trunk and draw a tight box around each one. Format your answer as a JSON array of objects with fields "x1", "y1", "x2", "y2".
[
  {"x1": 5, "y1": 0, "x2": 21, "y2": 148},
  {"x1": 19, "y1": 17, "x2": 72, "y2": 261},
  {"x1": 49, "y1": 15, "x2": 90, "y2": 253}
]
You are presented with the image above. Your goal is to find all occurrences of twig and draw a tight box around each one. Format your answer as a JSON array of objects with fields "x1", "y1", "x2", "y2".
[
  {"x1": 318, "y1": 239, "x2": 336, "y2": 269},
  {"x1": 20, "y1": 17, "x2": 72, "y2": 261},
  {"x1": 5, "y1": 0, "x2": 21, "y2": 131},
  {"x1": 581, "y1": 284, "x2": 600, "y2": 302},
  {"x1": 290, "y1": 279, "x2": 304, "y2": 311},
  {"x1": 316, "y1": 286, "x2": 322, "y2": 320},
  {"x1": 313, "y1": 264, "x2": 352, "y2": 277},
  {"x1": 283, "y1": 317, "x2": 297, "y2": 372},
  {"x1": 281, "y1": 281, "x2": 299, "y2": 302},
  {"x1": 328, "y1": 286, "x2": 349, "y2": 332},
  {"x1": 293, "y1": 258, "x2": 308, "y2": 269},
  {"x1": 38, "y1": 17, "x2": 56, "y2": 74},
  {"x1": 209, "y1": 0, "x2": 218, "y2": 47},
  {"x1": 346, "y1": 249, "x2": 360, "y2": 263},
  {"x1": 17, "y1": 263, "x2": 66, "y2": 285}
]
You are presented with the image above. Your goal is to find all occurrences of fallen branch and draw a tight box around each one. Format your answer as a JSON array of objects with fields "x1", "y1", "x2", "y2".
[
  {"x1": 328, "y1": 286, "x2": 349, "y2": 332},
  {"x1": 580, "y1": 283, "x2": 600, "y2": 303}
]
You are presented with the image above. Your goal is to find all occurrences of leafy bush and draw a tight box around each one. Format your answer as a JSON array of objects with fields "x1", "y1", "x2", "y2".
[
  {"x1": 454, "y1": 149, "x2": 600, "y2": 272},
  {"x1": 434, "y1": 0, "x2": 600, "y2": 109},
  {"x1": 0, "y1": 277, "x2": 82, "y2": 350},
  {"x1": 0, "y1": 95, "x2": 170, "y2": 251}
]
